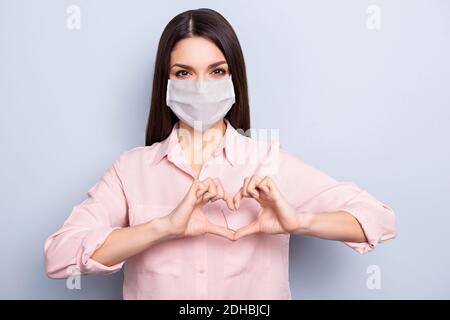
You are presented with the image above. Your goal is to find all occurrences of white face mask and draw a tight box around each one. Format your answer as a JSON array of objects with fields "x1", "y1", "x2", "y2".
[{"x1": 166, "y1": 75, "x2": 236, "y2": 131}]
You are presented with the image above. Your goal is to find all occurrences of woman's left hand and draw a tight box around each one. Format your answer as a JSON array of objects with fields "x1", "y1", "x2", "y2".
[{"x1": 232, "y1": 175, "x2": 307, "y2": 240}]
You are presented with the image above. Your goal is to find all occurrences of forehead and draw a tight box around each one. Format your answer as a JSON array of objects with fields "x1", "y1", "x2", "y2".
[{"x1": 170, "y1": 36, "x2": 226, "y2": 67}]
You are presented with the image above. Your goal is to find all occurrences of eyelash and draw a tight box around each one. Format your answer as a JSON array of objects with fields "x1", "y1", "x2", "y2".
[{"x1": 174, "y1": 68, "x2": 227, "y2": 78}]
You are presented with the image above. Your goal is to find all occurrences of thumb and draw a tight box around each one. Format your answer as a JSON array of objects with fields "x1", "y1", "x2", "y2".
[
  {"x1": 171, "y1": 180, "x2": 200, "y2": 224},
  {"x1": 183, "y1": 179, "x2": 202, "y2": 208}
]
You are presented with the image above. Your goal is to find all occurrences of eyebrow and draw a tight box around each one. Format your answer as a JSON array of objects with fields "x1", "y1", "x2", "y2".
[{"x1": 170, "y1": 60, "x2": 227, "y2": 70}]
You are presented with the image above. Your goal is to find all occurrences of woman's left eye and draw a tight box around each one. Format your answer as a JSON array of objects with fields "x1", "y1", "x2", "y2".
[{"x1": 211, "y1": 68, "x2": 226, "y2": 75}]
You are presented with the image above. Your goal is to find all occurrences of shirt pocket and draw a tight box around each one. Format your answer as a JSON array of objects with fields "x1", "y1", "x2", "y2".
[{"x1": 128, "y1": 203, "x2": 185, "y2": 278}]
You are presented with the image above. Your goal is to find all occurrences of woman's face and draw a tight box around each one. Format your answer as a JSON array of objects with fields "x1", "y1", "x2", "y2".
[{"x1": 169, "y1": 36, "x2": 230, "y2": 81}]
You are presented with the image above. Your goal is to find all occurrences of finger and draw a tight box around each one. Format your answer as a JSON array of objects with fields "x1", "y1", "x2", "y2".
[
  {"x1": 196, "y1": 180, "x2": 208, "y2": 199},
  {"x1": 241, "y1": 177, "x2": 251, "y2": 198},
  {"x1": 213, "y1": 178, "x2": 235, "y2": 210},
  {"x1": 206, "y1": 222, "x2": 235, "y2": 241},
  {"x1": 256, "y1": 176, "x2": 271, "y2": 194},
  {"x1": 202, "y1": 178, "x2": 217, "y2": 202},
  {"x1": 233, "y1": 187, "x2": 243, "y2": 210},
  {"x1": 247, "y1": 175, "x2": 262, "y2": 199},
  {"x1": 225, "y1": 193, "x2": 236, "y2": 211},
  {"x1": 173, "y1": 179, "x2": 205, "y2": 224},
  {"x1": 211, "y1": 178, "x2": 225, "y2": 202},
  {"x1": 261, "y1": 176, "x2": 281, "y2": 201},
  {"x1": 186, "y1": 179, "x2": 204, "y2": 206},
  {"x1": 234, "y1": 221, "x2": 260, "y2": 240}
]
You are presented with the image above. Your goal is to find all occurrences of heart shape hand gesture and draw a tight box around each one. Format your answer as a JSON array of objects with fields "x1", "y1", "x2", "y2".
[{"x1": 163, "y1": 176, "x2": 303, "y2": 241}]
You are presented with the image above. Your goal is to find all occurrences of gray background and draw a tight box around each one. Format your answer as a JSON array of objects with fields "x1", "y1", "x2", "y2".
[{"x1": 1, "y1": 0, "x2": 449, "y2": 299}]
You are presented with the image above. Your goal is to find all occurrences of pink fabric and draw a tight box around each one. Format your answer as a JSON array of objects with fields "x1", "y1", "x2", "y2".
[{"x1": 44, "y1": 120, "x2": 397, "y2": 299}]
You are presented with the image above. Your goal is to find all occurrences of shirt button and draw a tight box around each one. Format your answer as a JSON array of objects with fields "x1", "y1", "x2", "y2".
[{"x1": 198, "y1": 266, "x2": 205, "y2": 274}]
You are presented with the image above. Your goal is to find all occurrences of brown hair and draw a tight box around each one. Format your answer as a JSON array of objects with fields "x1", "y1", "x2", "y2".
[{"x1": 145, "y1": 8, "x2": 250, "y2": 146}]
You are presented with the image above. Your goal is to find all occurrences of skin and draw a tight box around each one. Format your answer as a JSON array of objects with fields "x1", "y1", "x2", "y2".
[{"x1": 91, "y1": 36, "x2": 367, "y2": 267}]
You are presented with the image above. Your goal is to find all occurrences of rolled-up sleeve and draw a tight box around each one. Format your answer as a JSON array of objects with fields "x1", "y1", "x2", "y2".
[
  {"x1": 274, "y1": 147, "x2": 397, "y2": 254},
  {"x1": 44, "y1": 155, "x2": 129, "y2": 278}
]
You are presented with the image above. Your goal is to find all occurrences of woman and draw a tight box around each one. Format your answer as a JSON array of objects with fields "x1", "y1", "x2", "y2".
[{"x1": 44, "y1": 8, "x2": 397, "y2": 299}]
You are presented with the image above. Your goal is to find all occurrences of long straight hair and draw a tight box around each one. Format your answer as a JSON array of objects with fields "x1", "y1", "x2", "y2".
[{"x1": 145, "y1": 8, "x2": 251, "y2": 146}]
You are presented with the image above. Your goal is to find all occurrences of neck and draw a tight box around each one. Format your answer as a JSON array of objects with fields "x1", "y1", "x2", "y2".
[
  {"x1": 178, "y1": 119, "x2": 227, "y2": 164},
  {"x1": 179, "y1": 119, "x2": 226, "y2": 136}
]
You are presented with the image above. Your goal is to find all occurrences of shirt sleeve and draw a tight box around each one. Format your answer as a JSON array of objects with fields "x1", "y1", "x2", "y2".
[
  {"x1": 272, "y1": 146, "x2": 397, "y2": 254},
  {"x1": 44, "y1": 155, "x2": 129, "y2": 278}
]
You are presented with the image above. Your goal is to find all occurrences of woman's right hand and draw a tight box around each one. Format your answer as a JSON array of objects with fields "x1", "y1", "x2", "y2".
[
  {"x1": 90, "y1": 178, "x2": 236, "y2": 268},
  {"x1": 161, "y1": 178, "x2": 236, "y2": 240}
]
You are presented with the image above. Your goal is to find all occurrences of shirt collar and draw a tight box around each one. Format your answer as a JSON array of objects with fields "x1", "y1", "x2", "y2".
[{"x1": 151, "y1": 119, "x2": 239, "y2": 166}]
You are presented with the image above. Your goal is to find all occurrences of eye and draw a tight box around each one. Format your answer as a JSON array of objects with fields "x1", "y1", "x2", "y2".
[
  {"x1": 174, "y1": 70, "x2": 190, "y2": 78},
  {"x1": 211, "y1": 68, "x2": 227, "y2": 76}
]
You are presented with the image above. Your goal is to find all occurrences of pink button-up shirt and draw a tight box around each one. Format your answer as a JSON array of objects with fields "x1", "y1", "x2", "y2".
[{"x1": 44, "y1": 120, "x2": 397, "y2": 299}]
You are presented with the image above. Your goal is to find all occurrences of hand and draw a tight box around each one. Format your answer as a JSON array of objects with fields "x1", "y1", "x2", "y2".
[
  {"x1": 232, "y1": 175, "x2": 304, "y2": 240},
  {"x1": 163, "y1": 178, "x2": 236, "y2": 240}
]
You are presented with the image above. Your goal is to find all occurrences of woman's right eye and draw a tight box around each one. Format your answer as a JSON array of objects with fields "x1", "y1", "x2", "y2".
[{"x1": 175, "y1": 70, "x2": 190, "y2": 78}]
